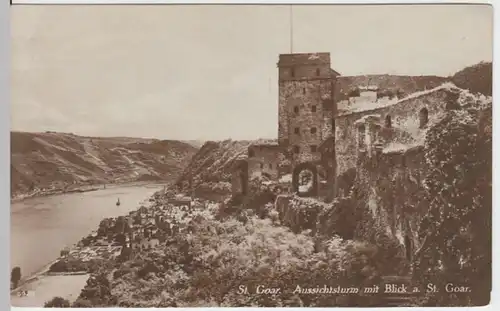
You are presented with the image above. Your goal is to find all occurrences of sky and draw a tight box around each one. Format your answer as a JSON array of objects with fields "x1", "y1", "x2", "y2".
[{"x1": 11, "y1": 4, "x2": 493, "y2": 141}]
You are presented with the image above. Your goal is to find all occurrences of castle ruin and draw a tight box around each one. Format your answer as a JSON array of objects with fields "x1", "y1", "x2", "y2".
[{"x1": 231, "y1": 52, "x2": 462, "y2": 203}]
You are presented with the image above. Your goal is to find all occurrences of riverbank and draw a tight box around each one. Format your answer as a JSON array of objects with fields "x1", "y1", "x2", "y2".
[
  {"x1": 11, "y1": 180, "x2": 168, "y2": 203},
  {"x1": 11, "y1": 274, "x2": 90, "y2": 307}
]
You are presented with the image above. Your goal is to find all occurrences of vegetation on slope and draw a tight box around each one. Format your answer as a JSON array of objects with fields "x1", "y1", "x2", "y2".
[
  {"x1": 451, "y1": 62, "x2": 492, "y2": 96},
  {"x1": 48, "y1": 196, "x2": 396, "y2": 308},
  {"x1": 412, "y1": 101, "x2": 492, "y2": 306}
]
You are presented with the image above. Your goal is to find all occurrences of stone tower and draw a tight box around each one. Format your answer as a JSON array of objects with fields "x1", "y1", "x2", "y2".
[{"x1": 277, "y1": 52, "x2": 338, "y2": 165}]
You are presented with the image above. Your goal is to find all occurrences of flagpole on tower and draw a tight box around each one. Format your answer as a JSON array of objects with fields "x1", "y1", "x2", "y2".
[{"x1": 290, "y1": 5, "x2": 294, "y2": 53}]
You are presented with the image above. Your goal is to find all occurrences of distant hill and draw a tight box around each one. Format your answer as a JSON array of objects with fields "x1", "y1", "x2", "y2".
[
  {"x1": 451, "y1": 61, "x2": 492, "y2": 96},
  {"x1": 11, "y1": 131, "x2": 198, "y2": 198},
  {"x1": 335, "y1": 74, "x2": 450, "y2": 100},
  {"x1": 334, "y1": 62, "x2": 492, "y2": 100}
]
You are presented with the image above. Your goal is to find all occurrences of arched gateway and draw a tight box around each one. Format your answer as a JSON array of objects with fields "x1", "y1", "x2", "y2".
[{"x1": 292, "y1": 162, "x2": 319, "y2": 197}]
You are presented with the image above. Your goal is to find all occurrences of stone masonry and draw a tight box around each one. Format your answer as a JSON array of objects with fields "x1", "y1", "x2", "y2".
[{"x1": 277, "y1": 53, "x2": 339, "y2": 165}]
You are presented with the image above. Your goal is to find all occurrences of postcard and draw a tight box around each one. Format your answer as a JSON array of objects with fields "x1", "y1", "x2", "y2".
[{"x1": 10, "y1": 3, "x2": 492, "y2": 307}]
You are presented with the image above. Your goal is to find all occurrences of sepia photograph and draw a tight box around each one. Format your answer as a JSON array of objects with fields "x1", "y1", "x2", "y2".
[{"x1": 10, "y1": 3, "x2": 492, "y2": 308}]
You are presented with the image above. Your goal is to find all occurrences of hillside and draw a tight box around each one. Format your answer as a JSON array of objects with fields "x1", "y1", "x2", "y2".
[
  {"x1": 335, "y1": 62, "x2": 492, "y2": 101},
  {"x1": 174, "y1": 139, "x2": 276, "y2": 196},
  {"x1": 451, "y1": 61, "x2": 492, "y2": 96},
  {"x1": 11, "y1": 132, "x2": 198, "y2": 198}
]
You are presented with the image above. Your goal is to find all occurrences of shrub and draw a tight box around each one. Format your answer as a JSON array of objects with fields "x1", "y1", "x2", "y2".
[
  {"x1": 113, "y1": 266, "x2": 132, "y2": 279},
  {"x1": 11, "y1": 266, "x2": 21, "y2": 289},
  {"x1": 348, "y1": 87, "x2": 360, "y2": 97},
  {"x1": 78, "y1": 273, "x2": 114, "y2": 307},
  {"x1": 72, "y1": 298, "x2": 93, "y2": 308},
  {"x1": 44, "y1": 296, "x2": 70, "y2": 308}
]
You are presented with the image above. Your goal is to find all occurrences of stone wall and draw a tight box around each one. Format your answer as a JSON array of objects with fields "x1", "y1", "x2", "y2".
[
  {"x1": 279, "y1": 79, "x2": 333, "y2": 164},
  {"x1": 247, "y1": 145, "x2": 282, "y2": 180},
  {"x1": 274, "y1": 194, "x2": 330, "y2": 234},
  {"x1": 277, "y1": 53, "x2": 335, "y2": 165},
  {"x1": 231, "y1": 159, "x2": 248, "y2": 197},
  {"x1": 335, "y1": 87, "x2": 459, "y2": 176}
]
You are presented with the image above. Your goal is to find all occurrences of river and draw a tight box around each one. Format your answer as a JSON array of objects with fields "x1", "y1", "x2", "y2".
[{"x1": 10, "y1": 183, "x2": 165, "y2": 279}]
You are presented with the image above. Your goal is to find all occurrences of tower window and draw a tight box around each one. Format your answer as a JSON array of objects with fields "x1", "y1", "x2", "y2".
[
  {"x1": 294, "y1": 106, "x2": 299, "y2": 114},
  {"x1": 311, "y1": 105, "x2": 317, "y2": 112},
  {"x1": 303, "y1": 88, "x2": 306, "y2": 95},
  {"x1": 310, "y1": 127, "x2": 317, "y2": 134},
  {"x1": 310, "y1": 145, "x2": 317, "y2": 152},
  {"x1": 293, "y1": 146, "x2": 300, "y2": 153},
  {"x1": 260, "y1": 163, "x2": 264, "y2": 169},
  {"x1": 294, "y1": 127, "x2": 300, "y2": 135},
  {"x1": 316, "y1": 68, "x2": 320, "y2": 76},
  {"x1": 291, "y1": 68, "x2": 295, "y2": 77}
]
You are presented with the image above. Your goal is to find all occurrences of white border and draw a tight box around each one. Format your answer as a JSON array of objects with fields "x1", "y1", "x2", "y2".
[
  {"x1": 9, "y1": 0, "x2": 496, "y2": 4},
  {"x1": 3, "y1": 0, "x2": 10, "y2": 310},
  {"x1": 6, "y1": 1, "x2": 497, "y2": 311}
]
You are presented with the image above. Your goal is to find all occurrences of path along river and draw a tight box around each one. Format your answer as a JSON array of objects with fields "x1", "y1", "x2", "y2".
[{"x1": 11, "y1": 183, "x2": 165, "y2": 280}]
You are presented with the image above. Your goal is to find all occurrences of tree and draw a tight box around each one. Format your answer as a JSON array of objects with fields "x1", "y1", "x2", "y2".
[
  {"x1": 97, "y1": 218, "x2": 112, "y2": 237},
  {"x1": 78, "y1": 272, "x2": 114, "y2": 306},
  {"x1": 11, "y1": 266, "x2": 21, "y2": 289},
  {"x1": 44, "y1": 296, "x2": 70, "y2": 308},
  {"x1": 116, "y1": 233, "x2": 126, "y2": 247}
]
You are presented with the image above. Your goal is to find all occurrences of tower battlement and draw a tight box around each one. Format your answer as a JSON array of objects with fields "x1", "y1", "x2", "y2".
[
  {"x1": 277, "y1": 52, "x2": 334, "y2": 82},
  {"x1": 277, "y1": 53, "x2": 331, "y2": 67}
]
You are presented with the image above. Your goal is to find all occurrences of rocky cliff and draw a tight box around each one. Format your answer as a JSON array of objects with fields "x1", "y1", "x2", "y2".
[{"x1": 174, "y1": 139, "x2": 276, "y2": 198}]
